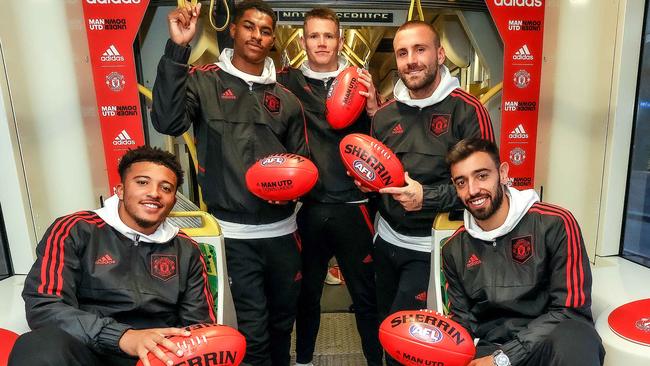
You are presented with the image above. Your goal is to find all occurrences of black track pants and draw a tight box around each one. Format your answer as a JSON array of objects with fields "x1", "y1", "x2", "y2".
[
  {"x1": 225, "y1": 233, "x2": 302, "y2": 366},
  {"x1": 295, "y1": 202, "x2": 382, "y2": 366}
]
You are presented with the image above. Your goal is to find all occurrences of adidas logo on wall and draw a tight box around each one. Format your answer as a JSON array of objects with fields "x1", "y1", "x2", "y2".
[
  {"x1": 101, "y1": 44, "x2": 125, "y2": 62},
  {"x1": 513, "y1": 44, "x2": 534, "y2": 61},
  {"x1": 113, "y1": 129, "x2": 136, "y2": 146},
  {"x1": 509, "y1": 124, "x2": 529, "y2": 139}
]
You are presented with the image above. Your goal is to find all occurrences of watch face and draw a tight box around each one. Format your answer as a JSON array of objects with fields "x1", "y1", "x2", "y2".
[{"x1": 495, "y1": 353, "x2": 510, "y2": 366}]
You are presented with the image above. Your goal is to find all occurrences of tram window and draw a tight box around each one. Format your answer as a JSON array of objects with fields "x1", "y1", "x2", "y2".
[
  {"x1": 0, "y1": 204, "x2": 13, "y2": 280},
  {"x1": 621, "y1": 3, "x2": 650, "y2": 268}
]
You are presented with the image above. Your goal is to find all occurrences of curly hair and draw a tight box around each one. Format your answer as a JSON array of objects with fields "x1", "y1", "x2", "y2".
[
  {"x1": 234, "y1": 0, "x2": 277, "y2": 29},
  {"x1": 118, "y1": 146, "x2": 185, "y2": 188}
]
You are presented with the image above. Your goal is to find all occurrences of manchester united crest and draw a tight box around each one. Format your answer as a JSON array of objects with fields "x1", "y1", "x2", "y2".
[
  {"x1": 513, "y1": 69, "x2": 531, "y2": 89},
  {"x1": 151, "y1": 254, "x2": 177, "y2": 281},
  {"x1": 509, "y1": 147, "x2": 526, "y2": 166},
  {"x1": 264, "y1": 91, "x2": 281, "y2": 114},
  {"x1": 105, "y1": 71, "x2": 125, "y2": 92},
  {"x1": 511, "y1": 236, "x2": 533, "y2": 264},
  {"x1": 430, "y1": 114, "x2": 450, "y2": 137}
]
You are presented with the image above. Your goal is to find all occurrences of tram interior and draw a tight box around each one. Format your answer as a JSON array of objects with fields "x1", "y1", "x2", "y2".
[
  {"x1": 1, "y1": 0, "x2": 650, "y2": 365},
  {"x1": 134, "y1": 2, "x2": 504, "y2": 362}
]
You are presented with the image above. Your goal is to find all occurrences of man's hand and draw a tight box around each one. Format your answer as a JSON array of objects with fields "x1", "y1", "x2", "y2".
[
  {"x1": 379, "y1": 172, "x2": 423, "y2": 211},
  {"x1": 357, "y1": 69, "x2": 380, "y2": 117},
  {"x1": 468, "y1": 355, "x2": 495, "y2": 366},
  {"x1": 168, "y1": 1, "x2": 201, "y2": 46},
  {"x1": 119, "y1": 328, "x2": 190, "y2": 366}
]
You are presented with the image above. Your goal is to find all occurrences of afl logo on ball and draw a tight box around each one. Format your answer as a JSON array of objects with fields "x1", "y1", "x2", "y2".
[
  {"x1": 353, "y1": 160, "x2": 376, "y2": 181},
  {"x1": 261, "y1": 156, "x2": 286, "y2": 166},
  {"x1": 408, "y1": 323, "x2": 443, "y2": 344}
]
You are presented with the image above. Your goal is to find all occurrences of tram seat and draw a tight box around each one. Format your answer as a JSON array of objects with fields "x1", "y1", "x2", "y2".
[
  {"x1": 595, "y1": 301, "x2": 650, "y2": 366},
  {"x1": 168, "y1": 211, "x2": 237, "y2": 328},
  {"x1": 427, "y1": 211, "x2": 464, "y2": 314}
]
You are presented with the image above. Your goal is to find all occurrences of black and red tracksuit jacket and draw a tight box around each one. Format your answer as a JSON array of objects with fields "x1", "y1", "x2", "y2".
[
  {"x1": 371, "y1": 90, "x2": 494, "y2": 236},
  {"x1": 442, "y1": 202, "x2": 594, "y2": 365},
  {"x1": 151, "y1": 40, "x2": 308, "y2": 224},
  {"x1": 276, "y1": 67, "x2": 370, "y2": 203},
  {"x1": 22, "y1": 211, "x2": 216, "y2": 354}
]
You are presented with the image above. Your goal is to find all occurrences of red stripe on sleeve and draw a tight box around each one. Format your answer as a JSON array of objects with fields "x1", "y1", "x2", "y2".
[
  {"x1": 450, "y1": 90, "x2": 495, "y2": 142},
  {"x1": 39, "y1": 213, "x2": 103, "y2": 295},
  {"x1": 39, "y1": 213, "x2": 75, "y2": 294},
  {"x1": 53, "y1": 215, "x2": 104, "y2": 296},
  {"x1": 529, "y1": 203, "x2": 584, "y2": 307},
  {"x1": 443, "y1": 226, "x2": 467, "y2": 248}
]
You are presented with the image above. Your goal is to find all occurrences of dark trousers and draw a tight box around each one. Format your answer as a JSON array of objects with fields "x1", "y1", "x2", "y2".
[
  {"x1": 295, "y1": 202, "x2": 382, "y2": 366},
  {"x1": 476, "y1": 319, "x2": 605, "y2": 366},
  {"x1": 225, "y1": 233, "x2": 302, "y2": 366},
  {"x1": 374, "y1": 235, "x2": 431, "y2": 366},
  {"x1": 9, "y1": 327, "x2": 136, "y2": 366}
]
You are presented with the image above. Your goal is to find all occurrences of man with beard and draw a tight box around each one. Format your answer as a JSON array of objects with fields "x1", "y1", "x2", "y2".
[
  {"x1": 276, "y1": 8, "x2": 382, "y2": 366},
  {"x1": 443, "y1": 138, "x2": 604, "y2": 366},
  {"x1": 366, "y1": 21, "x2": 493, "y2": 364},
  {"x1": 151, "y1": 1, "x2": 308, "y2": 365},
  {"x1": 10, "y1": 146, "x2": 215, "y2": 366}
]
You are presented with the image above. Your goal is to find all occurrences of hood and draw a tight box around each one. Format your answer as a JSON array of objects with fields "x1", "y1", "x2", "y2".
[
  {"x1": 393, "y1": 65, "x2": 459, "y2": 108},
  {"x1": 216, "y1": 48, "x2": 276, "y2": 85},
  {"x1": 94, "y1": 195, "x2": 179, "y2": 243},
  {"x1": 464, "y1": 187, "x2": 539, "y2": 242},
  {"x1": 299, "y1": 56, "x2": 348, "y2": 82}
]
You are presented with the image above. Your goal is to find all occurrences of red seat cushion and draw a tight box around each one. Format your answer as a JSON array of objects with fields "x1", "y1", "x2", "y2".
[
  {"x1": 608, "y1": 298, "x2": 650, "y2": 346},
  {"x1": 0, "y1": 328, "x2": 19, "y2": 365}
]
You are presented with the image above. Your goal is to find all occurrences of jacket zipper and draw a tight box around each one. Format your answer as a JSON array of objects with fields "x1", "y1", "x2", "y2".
[
  {"x1": 131, "y1": 235, "x2": 143, "y2": 307},
  {"x1": 491, "y1": 240, "x2": 497, "y2": 300}
]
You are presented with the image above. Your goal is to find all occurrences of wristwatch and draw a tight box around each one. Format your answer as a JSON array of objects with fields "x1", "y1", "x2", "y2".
[{"x1": 492, "y1": 350, "x2": 511, "y2": 366}]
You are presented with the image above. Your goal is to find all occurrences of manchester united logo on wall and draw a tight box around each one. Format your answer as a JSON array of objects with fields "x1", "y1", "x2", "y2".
[
  {"x1": 151, "y1": 254, "x2": 177, "y2": 281},
  {"x1": 429, "y1": 114, "x2": 450, "y2": 137},
  {"x1": 264, "y1": 91, "x2": 281, "y2": 114},
  {"x1": 511, "y1": 235, "x2": 533, "y2": 264}
]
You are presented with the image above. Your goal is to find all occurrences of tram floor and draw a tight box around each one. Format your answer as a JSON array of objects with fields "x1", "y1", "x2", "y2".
[{"x1": 290, "y1": 282, "x2": 368, "y2": 365}]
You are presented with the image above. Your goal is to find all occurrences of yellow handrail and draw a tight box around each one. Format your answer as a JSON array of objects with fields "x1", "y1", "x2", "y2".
[
  {"x1": 408, "y1": 0, "x2": 425, "y2": 21},
  {"x1": 177, "y1": 0, "x2": 230, "y2": 32},
  {"x1": 479, "y1": 82, "x2": 503, "y2": 105}
]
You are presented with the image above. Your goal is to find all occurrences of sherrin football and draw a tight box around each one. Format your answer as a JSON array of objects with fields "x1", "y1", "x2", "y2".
[
  {"x1": 339, "y1": 133, "x2": 405, "y2": 191},
  {"x1": 245, "y1": 153, "x2": 319, "y2": 201},
  {"x1": 379, "y1": 310, "x2": 476, "y2": 366},
  {"x1": 325, "y1": 67, "x2": 368, "y2": 129},
  {"x1": 137, "y1": 323, "x2": 246, "y2": 366}
]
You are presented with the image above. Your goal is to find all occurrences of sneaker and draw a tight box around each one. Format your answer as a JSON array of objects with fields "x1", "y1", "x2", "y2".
[{"x1": 324, "y1": 265, "x2": 343, "y2": 285}]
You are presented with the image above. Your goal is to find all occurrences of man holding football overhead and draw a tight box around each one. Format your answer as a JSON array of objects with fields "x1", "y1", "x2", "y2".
[
  {"x1": 368, "y1": 20, "x2": 495, "y2": 365},
  {"x1": 276, "y1": 7, "x2": 383, "y2": 366},
  {"x1": 443, "y1": 138, "x2": 604, "y2": 366},
  {"x1": 10, "y1": 147, "x2": 215, "y2": 366},
  {"x1": 151, "y1": 1, "x2": 308, "y2": 365}
]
